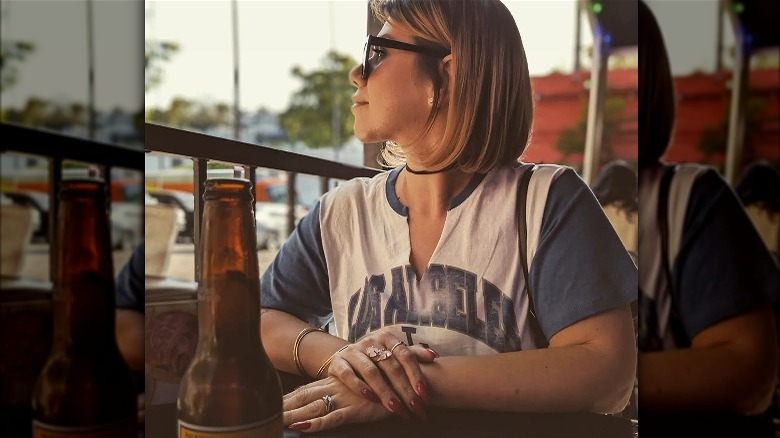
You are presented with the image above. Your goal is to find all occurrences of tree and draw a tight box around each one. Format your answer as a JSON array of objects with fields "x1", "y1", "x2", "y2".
[
  {"x1": 145, "y1": 40, "x2": 180, "y2": 92},
  {"x1": 697, "y1": 95, "x2": 769, "y2": 165},
  {"x1": 555, "y1": 94, "x2": 629, "y2": 164},
  {"x1": 279, "y1": 50, "x2": 357, "y2": 150},
  {"x1": 0, "y1": 40, "x2": 35, "y2": 92},
  {"x1": 165, "y1": 97, "x2": 194, "y2": 127}
]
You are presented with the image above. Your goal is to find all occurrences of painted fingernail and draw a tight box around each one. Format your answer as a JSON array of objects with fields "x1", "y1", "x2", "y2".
[
  {"x1": 416, "y1": 381, "x2": 429, "y2": 403},
  {"x1": 426, "y1": 348, "x2": 439, "y2": 358},
  {"x1": 410, "y1": 397, "x2": 427, "y2": 420},
  {"x1": 288, "y1": 421, "x2": 311, "y2": 430},
  {"x1": 362, "y1": 387, "x2": 381, "y2": 403},
  {"x1": 388, "y1": 398, "x2": 410, "y2": 419}
]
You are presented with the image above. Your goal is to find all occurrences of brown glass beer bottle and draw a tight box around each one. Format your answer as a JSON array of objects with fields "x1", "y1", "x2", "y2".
[
  {"x1": 177, "y1": 177, "x2": 283, "y2": 437},
  {"x1": 31, "y1": 179, "x2": 137, "y2": 437}
]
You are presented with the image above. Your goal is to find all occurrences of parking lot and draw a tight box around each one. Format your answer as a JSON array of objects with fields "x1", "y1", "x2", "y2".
[{"x1": 19, "y1": 243, "x2": 280, "y2": 284}]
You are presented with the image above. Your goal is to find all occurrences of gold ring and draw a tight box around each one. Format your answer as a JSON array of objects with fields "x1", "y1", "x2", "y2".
[
  {"x1": 322, "y1": 394, "x2": 334, "y2": 414},
  {"x1": 389, "y1": 341, "x2": 405, "y2": 354}
]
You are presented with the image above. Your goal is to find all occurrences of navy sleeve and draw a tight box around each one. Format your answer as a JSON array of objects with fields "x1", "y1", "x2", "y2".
[
  {"x1": 115, "y1": 240, "x2": 144, "y2": 312},
  {"x1": 674, "y1": 169, "x2": 778, "y2": 338},
  {"x1": 260, "y1": 201, "x2": 333, "y2": 328},
  {"x1": 531, "y1": 168, "x2": 638, "y2": 339}
]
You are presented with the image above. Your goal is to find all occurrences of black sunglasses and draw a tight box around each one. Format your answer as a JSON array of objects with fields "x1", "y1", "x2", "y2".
[{"x1": 362, "y1": 35, "x2": 450, "y2": 80}]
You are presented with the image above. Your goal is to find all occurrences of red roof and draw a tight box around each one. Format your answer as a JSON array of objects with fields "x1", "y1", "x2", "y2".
[
  {"x1": 525, "y1": 69, "x2": 638, "y2": 167},
  {"x1": 523, "y1": 68, "x2": 778, "y2": 171}
]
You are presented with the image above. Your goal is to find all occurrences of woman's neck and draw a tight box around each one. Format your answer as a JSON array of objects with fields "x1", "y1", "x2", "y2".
[{"x1": 396, "y1": 167, "x2": 472, "y2": 216}]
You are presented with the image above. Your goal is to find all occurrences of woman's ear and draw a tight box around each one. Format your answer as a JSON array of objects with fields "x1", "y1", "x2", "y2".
[{"x1": 438, "y1": 54, "x2": 454, "y2": 107}]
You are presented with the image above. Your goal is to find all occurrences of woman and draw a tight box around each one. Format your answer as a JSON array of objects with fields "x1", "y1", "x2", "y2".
[
  {"x1": 260, "y1": 0, "x2": 636, "y2": 432},
  {"x1": 592, "y1": 160, "x2": 639, "y2": 264},
  {"x1": 637, "y1": 1, "x2": 778, "y2": 435}
]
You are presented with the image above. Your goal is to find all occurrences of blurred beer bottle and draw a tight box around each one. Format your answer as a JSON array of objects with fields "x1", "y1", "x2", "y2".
[
  {"x1": 177, "y1": 177, "x2": 283, "y2": 437},
  {"x1": 31, "y1": 179, "x2": 137, "y2": 437}
]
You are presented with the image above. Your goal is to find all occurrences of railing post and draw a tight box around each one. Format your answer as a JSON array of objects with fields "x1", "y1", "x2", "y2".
[
  {"x1": 48, "y1": 158, "x2": 62, "y2": 283},
  {"x1": 319, "y1": 176, "x2": 329, "y2": 197},
  {"x1": 193, "y1": 158, "x2": 208, "y2": 284},
  {"x1": 287, "y1": 171, "x2": 297, "y2": 236}
]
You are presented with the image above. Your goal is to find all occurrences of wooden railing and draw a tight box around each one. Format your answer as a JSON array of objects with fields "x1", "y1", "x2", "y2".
[
  {"x1": 144, "y1": 122, "x2": 382, "y2": 282},
  {"x1": 1, "y1": 121, "x2": 144, "y2": 281}
]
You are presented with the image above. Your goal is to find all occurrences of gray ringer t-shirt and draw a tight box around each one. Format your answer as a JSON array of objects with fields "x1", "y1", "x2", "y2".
[{"x1": 261, "y1": 164, "x2": 636, "y2": 355}]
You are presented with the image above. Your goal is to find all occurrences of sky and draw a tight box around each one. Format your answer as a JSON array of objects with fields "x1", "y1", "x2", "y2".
[
  {"x1": 2, "y1": 0, "x2": 593, "y2": 114},
  {"x1": 143, "y1": 0, "x2": 591, "y2": 113},
  {"x1": 1, "y1": 0, "x2": 143, "y2": 112},
  {"x1": 1, "y1": 0, "x2": 743, "y2": 115}
]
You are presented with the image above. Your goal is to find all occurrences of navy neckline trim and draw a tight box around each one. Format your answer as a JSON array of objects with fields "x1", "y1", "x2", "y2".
[{"x1": 385, "y1": 166, "x2": 487, "y2": 217}]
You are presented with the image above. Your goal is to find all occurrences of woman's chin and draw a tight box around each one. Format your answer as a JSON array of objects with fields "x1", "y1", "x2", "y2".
[{"x1": 353, "y1": 130, "x2": 382, "y2": 144}]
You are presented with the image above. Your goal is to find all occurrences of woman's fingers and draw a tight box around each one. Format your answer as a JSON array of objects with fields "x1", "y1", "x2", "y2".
[
  {"x1": 283, "y1": 377, "x2": 394, "y2": 433},
  {"x1": 288, "y1": 408, "x2": 348, "y2": 433},
  {"x1": 409, "y1": 344, "x2": 439, "y2": 363},
  {"x1": 283, "y1": 395, "x2": 329, "y2": 427},
  {"x1": 327, "y1": 355, "x2": 381, "y2": 403},
  {"x1": 373, "y1": 346, "x2": 427, "y2": 420},
  {"x1": 340, "y1": 346, "x2": 412, "y2": 419}
]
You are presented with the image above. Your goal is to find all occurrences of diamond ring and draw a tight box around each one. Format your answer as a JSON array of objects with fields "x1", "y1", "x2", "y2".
[
  {"x1": 366, "y1": 345, "x2": 392, "y2": 362},
  {"x1": 322, "y1": 394, "x2": 334, "y2": 414}
]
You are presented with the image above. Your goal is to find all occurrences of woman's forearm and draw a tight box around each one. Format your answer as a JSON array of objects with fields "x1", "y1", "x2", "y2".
[
  {"x1": 639, "y1": 308, "x2": 778, "y2": 414},
  {"x1": 420, "y1": 343, "x2": 634, "y2": 414},
  {"x1": 260, "y1": 308, "x2": 346, "y2": 378},
  {"x1": 419, "y1": 306, "x2": 636, "y2": 414}
]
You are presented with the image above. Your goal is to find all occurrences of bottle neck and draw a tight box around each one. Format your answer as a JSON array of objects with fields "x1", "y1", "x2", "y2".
[
  {"x1": 54, "y1": 187, "x2": 116, "y2": 348},
  {"x1": 198, "y1": 196, "x2": 261, "y2": 354}
]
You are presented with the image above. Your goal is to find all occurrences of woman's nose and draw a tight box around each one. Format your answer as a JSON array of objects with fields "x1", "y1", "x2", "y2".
[{"x1": 349, "y1": 64, "x2": 365, "y2": 88}]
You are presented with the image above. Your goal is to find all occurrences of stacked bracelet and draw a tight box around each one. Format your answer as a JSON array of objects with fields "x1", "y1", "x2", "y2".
[
  {"x1": 316, "y1": 344, "x2": 350, "y2": 379},
  {"x1": 293, "y1": 327, "x2": 325, "y2": 378}
]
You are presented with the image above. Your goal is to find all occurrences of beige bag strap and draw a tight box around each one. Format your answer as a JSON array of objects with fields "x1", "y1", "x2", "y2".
[{"x1": 667, "y1": 164, "x2": 709, "y2": 267}]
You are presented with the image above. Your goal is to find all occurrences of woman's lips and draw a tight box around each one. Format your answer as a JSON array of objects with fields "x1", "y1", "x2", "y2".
[{"x1": 351, "y1": 96, "x2": 368, "y2": 107}]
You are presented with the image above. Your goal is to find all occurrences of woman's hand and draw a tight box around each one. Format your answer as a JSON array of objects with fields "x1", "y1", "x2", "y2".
[
  {"x1": 325, "y1": 331, "x2": 438, "y2": 420},
  {"x1": 284, "y1": 376, "x2": 395, "y2": 432}
]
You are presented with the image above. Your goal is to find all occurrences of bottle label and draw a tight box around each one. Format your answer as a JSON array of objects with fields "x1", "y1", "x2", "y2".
[
  {"x1": 178, "y1": 413, "x2": 283, "y2": 438},
  {"x1": 32, "y1": 419, "x2": 136, "y2": 438}
]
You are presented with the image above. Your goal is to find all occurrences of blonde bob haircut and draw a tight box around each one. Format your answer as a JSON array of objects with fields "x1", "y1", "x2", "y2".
[
  {"x1": 638, "y1": 0, "x2": 676, "y2": 168},
  {"x1": 370, "y1": 0, "x2": 534, "y2": 174}
]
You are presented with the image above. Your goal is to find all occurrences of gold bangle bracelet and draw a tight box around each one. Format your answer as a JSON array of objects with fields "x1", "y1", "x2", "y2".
[
  {"x1": 316, "y1": 344, "x2": 350, "y2": 379},
  {"x1": 293, "y1": 327, "x2": 324, "y2": 378}
]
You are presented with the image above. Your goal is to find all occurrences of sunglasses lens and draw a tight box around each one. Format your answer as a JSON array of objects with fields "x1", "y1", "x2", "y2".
[{"x1": 362, "y1": 41, "x2": 370, "y2": 79}]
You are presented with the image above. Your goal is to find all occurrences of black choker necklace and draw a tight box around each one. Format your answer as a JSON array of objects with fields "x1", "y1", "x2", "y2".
[{"x1": 404, "y1": 163, "x2": 457, "y2": 175}]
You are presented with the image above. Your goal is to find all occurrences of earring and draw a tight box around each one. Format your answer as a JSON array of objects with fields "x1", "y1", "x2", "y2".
[{"x1": 428, "y1": 96, "x2": 434, "y2": 106}]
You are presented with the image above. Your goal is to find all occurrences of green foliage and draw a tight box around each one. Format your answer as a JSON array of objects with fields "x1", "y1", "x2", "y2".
[
  {"x1": 556, "y1": 127, "x2": 584, "y2": 158},
  {"x1": 555, "y1": 94, "x2": 628, "y2": 162},
  {"x1": 1, "y1": 40, "x2": 35, "y2": 92},
  {"x1": 696, "y1": 95, "x2": 768, "y2": 162},
  {"x1": 145, "y1": 40, "x2": 180, "y2": 92},
  {"x1": 279, "y1": 51, "x2": 357, "y2": 149}
]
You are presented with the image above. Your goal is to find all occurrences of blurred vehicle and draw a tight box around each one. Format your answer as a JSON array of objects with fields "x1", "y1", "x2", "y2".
[
  {"x1": 110, "y1": 201, "x2": 143, "y2": 250},
  {"x1": 255, "y1": 202, "x2": 308, "y2": 250},
  {"x1": 2, "y1": 190, "x2": 49, "y2": 243},
  {"x1": 145, "y1": 192, "x2": 160, "y2": 205},
  {"x1": 2, "y1": 189, "x2": 141, "y2": 250},
  {"x1": 146, "y1": 189, "x2": 195, "y2": 243},
  {"x1": 255, "y1": 219, "x2": 278, "y2": 251}
]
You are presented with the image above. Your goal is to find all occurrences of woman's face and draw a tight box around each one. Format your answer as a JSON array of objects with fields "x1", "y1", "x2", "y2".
[{"x1": 349, "y1": 23, "x2": 435, "y2": 148}]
